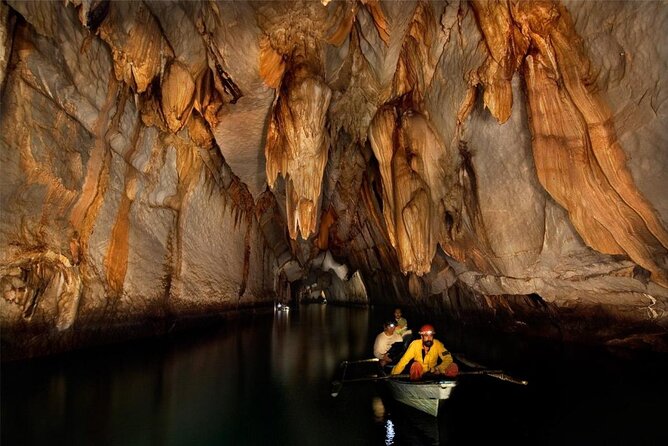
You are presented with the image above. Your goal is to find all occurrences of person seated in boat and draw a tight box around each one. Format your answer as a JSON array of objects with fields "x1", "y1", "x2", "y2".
[
  {"x1": 393, "y1": 307, "x2": 412, "y2": 340},
  {"x1": 390, "y1": 324, "x2": 459, "y2": 380},
  {"x1": 373, "y1": 321, "x2": 404, "y2": 367}
]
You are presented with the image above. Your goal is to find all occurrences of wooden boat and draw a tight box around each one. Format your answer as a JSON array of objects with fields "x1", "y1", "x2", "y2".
[
  {"x1": 384, "y1": 375, "x2": 457, "y2": 417},
  {"x1": 330, "y1": 357, "x2": 526, "y2": 418}
]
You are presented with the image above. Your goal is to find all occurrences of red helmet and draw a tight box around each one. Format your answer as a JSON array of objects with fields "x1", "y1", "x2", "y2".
[{"x1": 419, "y1": 324, "x2": 435, "y2": 335}]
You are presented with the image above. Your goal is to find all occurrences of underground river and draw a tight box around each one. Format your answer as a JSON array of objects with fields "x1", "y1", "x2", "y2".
[{"x1": 3, "y1": 304, "x2": 668, "y2": 445}]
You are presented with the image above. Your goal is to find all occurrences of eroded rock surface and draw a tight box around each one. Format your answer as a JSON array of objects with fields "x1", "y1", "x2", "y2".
[{"x1": 1, "y1": 0, "x2": 667, "y2": 357}]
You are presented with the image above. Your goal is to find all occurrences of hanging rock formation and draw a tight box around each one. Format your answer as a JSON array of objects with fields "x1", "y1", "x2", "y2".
[{"x1": 1, "y1": 0, "x2": 667, "y2": 358}]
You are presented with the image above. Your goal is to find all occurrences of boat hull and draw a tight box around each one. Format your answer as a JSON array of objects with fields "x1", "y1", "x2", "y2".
[{"x1": 385, "y1": 379, "x2": 457, "y2": 417}]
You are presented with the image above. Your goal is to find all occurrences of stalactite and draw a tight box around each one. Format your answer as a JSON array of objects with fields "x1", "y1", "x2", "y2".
[
  {"x1": 392, "y1": 1, "x2": 438, "y2": 102},
  {"x1": 469, "y1": 0, "x2": 668, "y2": 286},
  {"x1": 368, "y1": 105, "x2": 398, "y2": 247},
  {"x1": 259, "y1": 34, "x2": 286, "y2": 89},
  {"x1": 326, "y1": 0, "x2": 389, "y2": 47},
  {"x1": 518, "y1": 1, "x2": 668, "y2": 286},
  {"x1": 160, "y1": 60, "x2": 196, "y2": 133},
  {"x1": 469, "y1": 0, "x2": 527, "y2": 123},
  {"x1": 97, "y1": 1, "x2": 171, "y2": 93},
  {"x1": 369, "y1": 104, "x2": 447, "y2": 276},
  {"x1": 265, "y1": 62, "x2": 332, "y2": 239}
]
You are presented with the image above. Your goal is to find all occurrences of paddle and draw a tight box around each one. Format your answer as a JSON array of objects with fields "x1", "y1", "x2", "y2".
[
  {"x1": 330, "y1": 367, "x2": 531, "y2": 397},
  {"x1": 331, "y1": 353, "x2": 529, "y2": 398},
  {"x1": 454, "y1": 354, "x2": 529, "y2": 385},
  {"x1": 331, "y1": 358, "x2": 381, "y2": 397},
  {"x1": 330, "y1": 361, "x2": 348, "y2": 397},
  {"x1": 459, "y1": 370, "x2": 528, "y2": 385},
  {"x1": 331, "y1": 374, "x2": 411, "y2": 397},
  {"x1": 339, "y1": 358, "x2": 380, "y2": 366}
]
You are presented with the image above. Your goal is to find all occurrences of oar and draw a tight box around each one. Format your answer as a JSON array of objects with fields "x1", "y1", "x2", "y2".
[
  {"x1": 331, "y1": 358, "x2": 382, "y2": 397},
  {"x1": 458, "y1": 369, "x2": 528, "y2": 385},
  {"x1": 453, "y1": 353, "x2": 487, "y2": 370},
  {"x1": 340, "y1": 358, "x2": 380, "y2": 366},
  {"x1": 454, "y1": 354, "x2": 529, "y2": 385},
  {"x1": 458, "y1": 370, "x2": 504, "y2": 376},
  {"x1": 331, "y1": 374, "x2": 410, "y2": 397},
  {"x1": 481, "y1": 372, "x2": 528, "y2": 385},
  {"x1": 331, "y1": 368, "x2": 527, "y2": 398},
  {"x1": 330, "y1": 361, "x2": 349, "y2": 397}
]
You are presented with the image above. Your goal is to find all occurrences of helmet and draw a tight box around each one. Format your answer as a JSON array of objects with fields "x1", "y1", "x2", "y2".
[
  {"x1": 419, "y1": 324, "x2": 435, "y2": 335},
  {"x1": 384, "y1": 320, "x2": 397, "y2": 328}
]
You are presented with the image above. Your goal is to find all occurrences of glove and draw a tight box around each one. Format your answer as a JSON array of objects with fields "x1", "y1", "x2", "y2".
[
  {"x1": 444, "y1": 362, "x2": 459, "y2": 377},
  {"x1": 409, "y1": 362, "x2": 424, "y2": 381}
]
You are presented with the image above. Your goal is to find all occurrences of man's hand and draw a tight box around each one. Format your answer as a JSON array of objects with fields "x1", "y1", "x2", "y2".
[{"x1": 444, "y1": 363, "x2": 459, "y2": 377}]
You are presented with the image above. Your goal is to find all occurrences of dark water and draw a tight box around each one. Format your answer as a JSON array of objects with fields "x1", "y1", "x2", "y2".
[{"x1": 2, "y1": 304, "x2": 668, "y2": 445}]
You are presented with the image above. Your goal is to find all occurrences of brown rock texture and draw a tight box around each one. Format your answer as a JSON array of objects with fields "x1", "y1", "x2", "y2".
[{"x1": 1, "y1": 0, "x2": 667, "y2": 357}]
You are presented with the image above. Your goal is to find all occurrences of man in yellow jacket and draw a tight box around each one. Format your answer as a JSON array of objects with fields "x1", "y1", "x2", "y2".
[{"x1": 390, "y1": 324, "x2": 459, "y2": 380}]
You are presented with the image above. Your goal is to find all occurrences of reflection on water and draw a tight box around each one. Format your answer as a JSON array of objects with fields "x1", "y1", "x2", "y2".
[
  {"x1": 384, "y1": 419, "x2": 396, "y2": 445},
  {"x1": 271, "y1": 304, "x2": 369, "y2": 386},
  {"x1": 386, "y1": 404, "x2": 439, "y2": 446},
  {"x1": 2, "y1": 305, "x2": 375, "y2": 446},
  {"x1": 372, "y1": 398, "x2": 439, "y2": 446},
  {"x1": 372, "y1": 396, "x2": 385, "y2": 422},
  {"x1": 3, "y1": 304, "x2": 668, "y2": 445}
]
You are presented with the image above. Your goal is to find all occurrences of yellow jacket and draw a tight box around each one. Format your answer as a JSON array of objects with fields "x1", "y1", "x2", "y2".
[{"x1": 390, "y1": 339, "x2": 453, "y2": 375}]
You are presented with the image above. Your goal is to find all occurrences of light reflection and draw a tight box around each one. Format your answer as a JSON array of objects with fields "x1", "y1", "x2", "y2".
[
  {"x1": 275, "y1": 302, "x2": 290, "y2": 312},
  {"x1": 385, "y1": 419, "x2": 396, "y2": 445},
  {"x1": 372, "y1": 396, "x2": 385, "y2": 421},
  {"x1": 270, "y1": 304, "x2": 369, "y2": 384},
  {"x1": 3, "y1": 305, "x2": 374, "y2": 445}
]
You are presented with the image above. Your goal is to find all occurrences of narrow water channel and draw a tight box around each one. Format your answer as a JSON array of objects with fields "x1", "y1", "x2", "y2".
[{"x1": 2, "y1": 304, "x2": 667, "y2": 445}]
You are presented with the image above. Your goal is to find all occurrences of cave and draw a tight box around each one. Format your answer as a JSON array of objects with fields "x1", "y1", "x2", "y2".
[{"x1": 1, "y1": 0, "x2": 667, "y2": 444}]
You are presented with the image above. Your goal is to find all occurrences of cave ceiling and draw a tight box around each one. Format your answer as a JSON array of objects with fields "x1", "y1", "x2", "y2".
[{"x1": 1, "y1": 0, "x2": 667, "y2": 354}]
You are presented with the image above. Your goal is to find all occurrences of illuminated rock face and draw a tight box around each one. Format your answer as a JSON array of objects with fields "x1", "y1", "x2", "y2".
[
  {"x1": 0, "y1": 0, "x2": 667, "y2": 356},
  {"x1": 265, "y1": 64, "x2": 332, "y2": 239}
]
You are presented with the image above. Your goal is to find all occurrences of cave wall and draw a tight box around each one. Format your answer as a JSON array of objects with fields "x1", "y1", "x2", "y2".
[{"x1": 1, "y1": 0, "x2": 667, "y2": 357}]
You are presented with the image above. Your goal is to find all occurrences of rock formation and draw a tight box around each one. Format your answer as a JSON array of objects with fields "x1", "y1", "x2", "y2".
[{"x1": 1, "y1": 0, "x2": 667, "y2": 358}]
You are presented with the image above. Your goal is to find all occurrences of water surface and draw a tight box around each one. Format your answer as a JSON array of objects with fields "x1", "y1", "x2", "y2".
[{"x1": 2, "y1": 304, "x2": 667, "y2": 445}]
